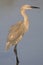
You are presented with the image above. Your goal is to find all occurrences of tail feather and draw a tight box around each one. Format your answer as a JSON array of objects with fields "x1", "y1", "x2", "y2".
[{"x1": 5, "y1": 42, "x2": 11, "y2": 51}]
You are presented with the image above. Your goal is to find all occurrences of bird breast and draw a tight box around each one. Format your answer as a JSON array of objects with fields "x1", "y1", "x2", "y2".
[{"x1": 24, "y1": 21, "x2": 29, "y2": 32}]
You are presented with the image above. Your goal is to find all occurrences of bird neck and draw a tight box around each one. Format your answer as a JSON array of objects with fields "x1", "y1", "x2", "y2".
[
  {"x1": 21, "y1": 9, "x2": 28, "y2": 23},
  {"x1": 21, "y1": 9, "x2": 29, "y2": 32}
]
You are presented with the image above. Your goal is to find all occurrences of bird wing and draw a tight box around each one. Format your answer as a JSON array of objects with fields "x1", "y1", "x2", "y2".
[
  {"x1": 9, "y1": 21, "x2": 23, "y2": 32},
  {"x1": 6, "y1": 21, "x2": 25, "y2": 50},
  {"x1": 7, "y1": 21, "x2": 25, "y2": 42}
]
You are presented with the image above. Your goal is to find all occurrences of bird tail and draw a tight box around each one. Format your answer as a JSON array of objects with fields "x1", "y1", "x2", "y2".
[{"x1": 5, "y1": 41, "x2": 12, "y2": 51}]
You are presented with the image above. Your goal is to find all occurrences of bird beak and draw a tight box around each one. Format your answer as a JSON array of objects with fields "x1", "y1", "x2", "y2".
[{"x1": 31, "y1": 6, "x2": 40, "y2": 9}]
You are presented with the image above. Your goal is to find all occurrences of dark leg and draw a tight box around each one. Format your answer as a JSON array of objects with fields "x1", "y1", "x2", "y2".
[{"x1": 14, "y1": 44, "x2": 19, "y2": 65}]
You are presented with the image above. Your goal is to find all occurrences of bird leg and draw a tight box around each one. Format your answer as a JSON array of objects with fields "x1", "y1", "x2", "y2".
[{"x1": 14, "y1": 44, "x2": 19, "y2": 65}]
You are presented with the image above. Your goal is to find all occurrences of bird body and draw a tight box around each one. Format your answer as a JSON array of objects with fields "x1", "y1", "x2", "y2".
[
  {"x1": 5, "y1": 21, "x2": 27, "y2": 50},
  {"x1": 5, "y1": 5, "x2": 40, "y2": 50}
]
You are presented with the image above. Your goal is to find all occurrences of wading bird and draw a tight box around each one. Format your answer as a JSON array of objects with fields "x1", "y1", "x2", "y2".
[{"x1": 5, "y1": 5, "x2": 40, "y2": 65}]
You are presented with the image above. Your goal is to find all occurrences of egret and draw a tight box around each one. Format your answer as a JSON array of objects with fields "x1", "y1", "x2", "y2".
[{"x1": 5, "y1": 5, "x2": 40, "y2": 65}]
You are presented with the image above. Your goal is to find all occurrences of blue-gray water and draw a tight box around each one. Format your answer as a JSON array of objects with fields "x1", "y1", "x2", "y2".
[{"x1": 0, "y1": 0, "x2": 43, "y2": 65}]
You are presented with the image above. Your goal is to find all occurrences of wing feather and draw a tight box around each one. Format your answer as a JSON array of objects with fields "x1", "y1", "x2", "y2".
[{"x1": 7, "y1": 21, "x2": 25, "y2": 42}]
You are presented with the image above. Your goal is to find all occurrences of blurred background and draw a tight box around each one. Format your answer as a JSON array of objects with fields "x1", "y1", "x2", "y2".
[{"x1": 0, "y1": 0, "x2": 43, "y2": 65}]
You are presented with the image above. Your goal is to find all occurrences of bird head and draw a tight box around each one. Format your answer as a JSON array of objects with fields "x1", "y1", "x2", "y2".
[{"x1": 21, "y1": 5, "x2": 40, "y2": 10}]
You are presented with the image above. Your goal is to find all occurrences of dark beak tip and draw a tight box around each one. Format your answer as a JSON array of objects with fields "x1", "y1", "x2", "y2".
[{"x1": 31, "y1": 6, "x2": 40, "y2": 9}]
